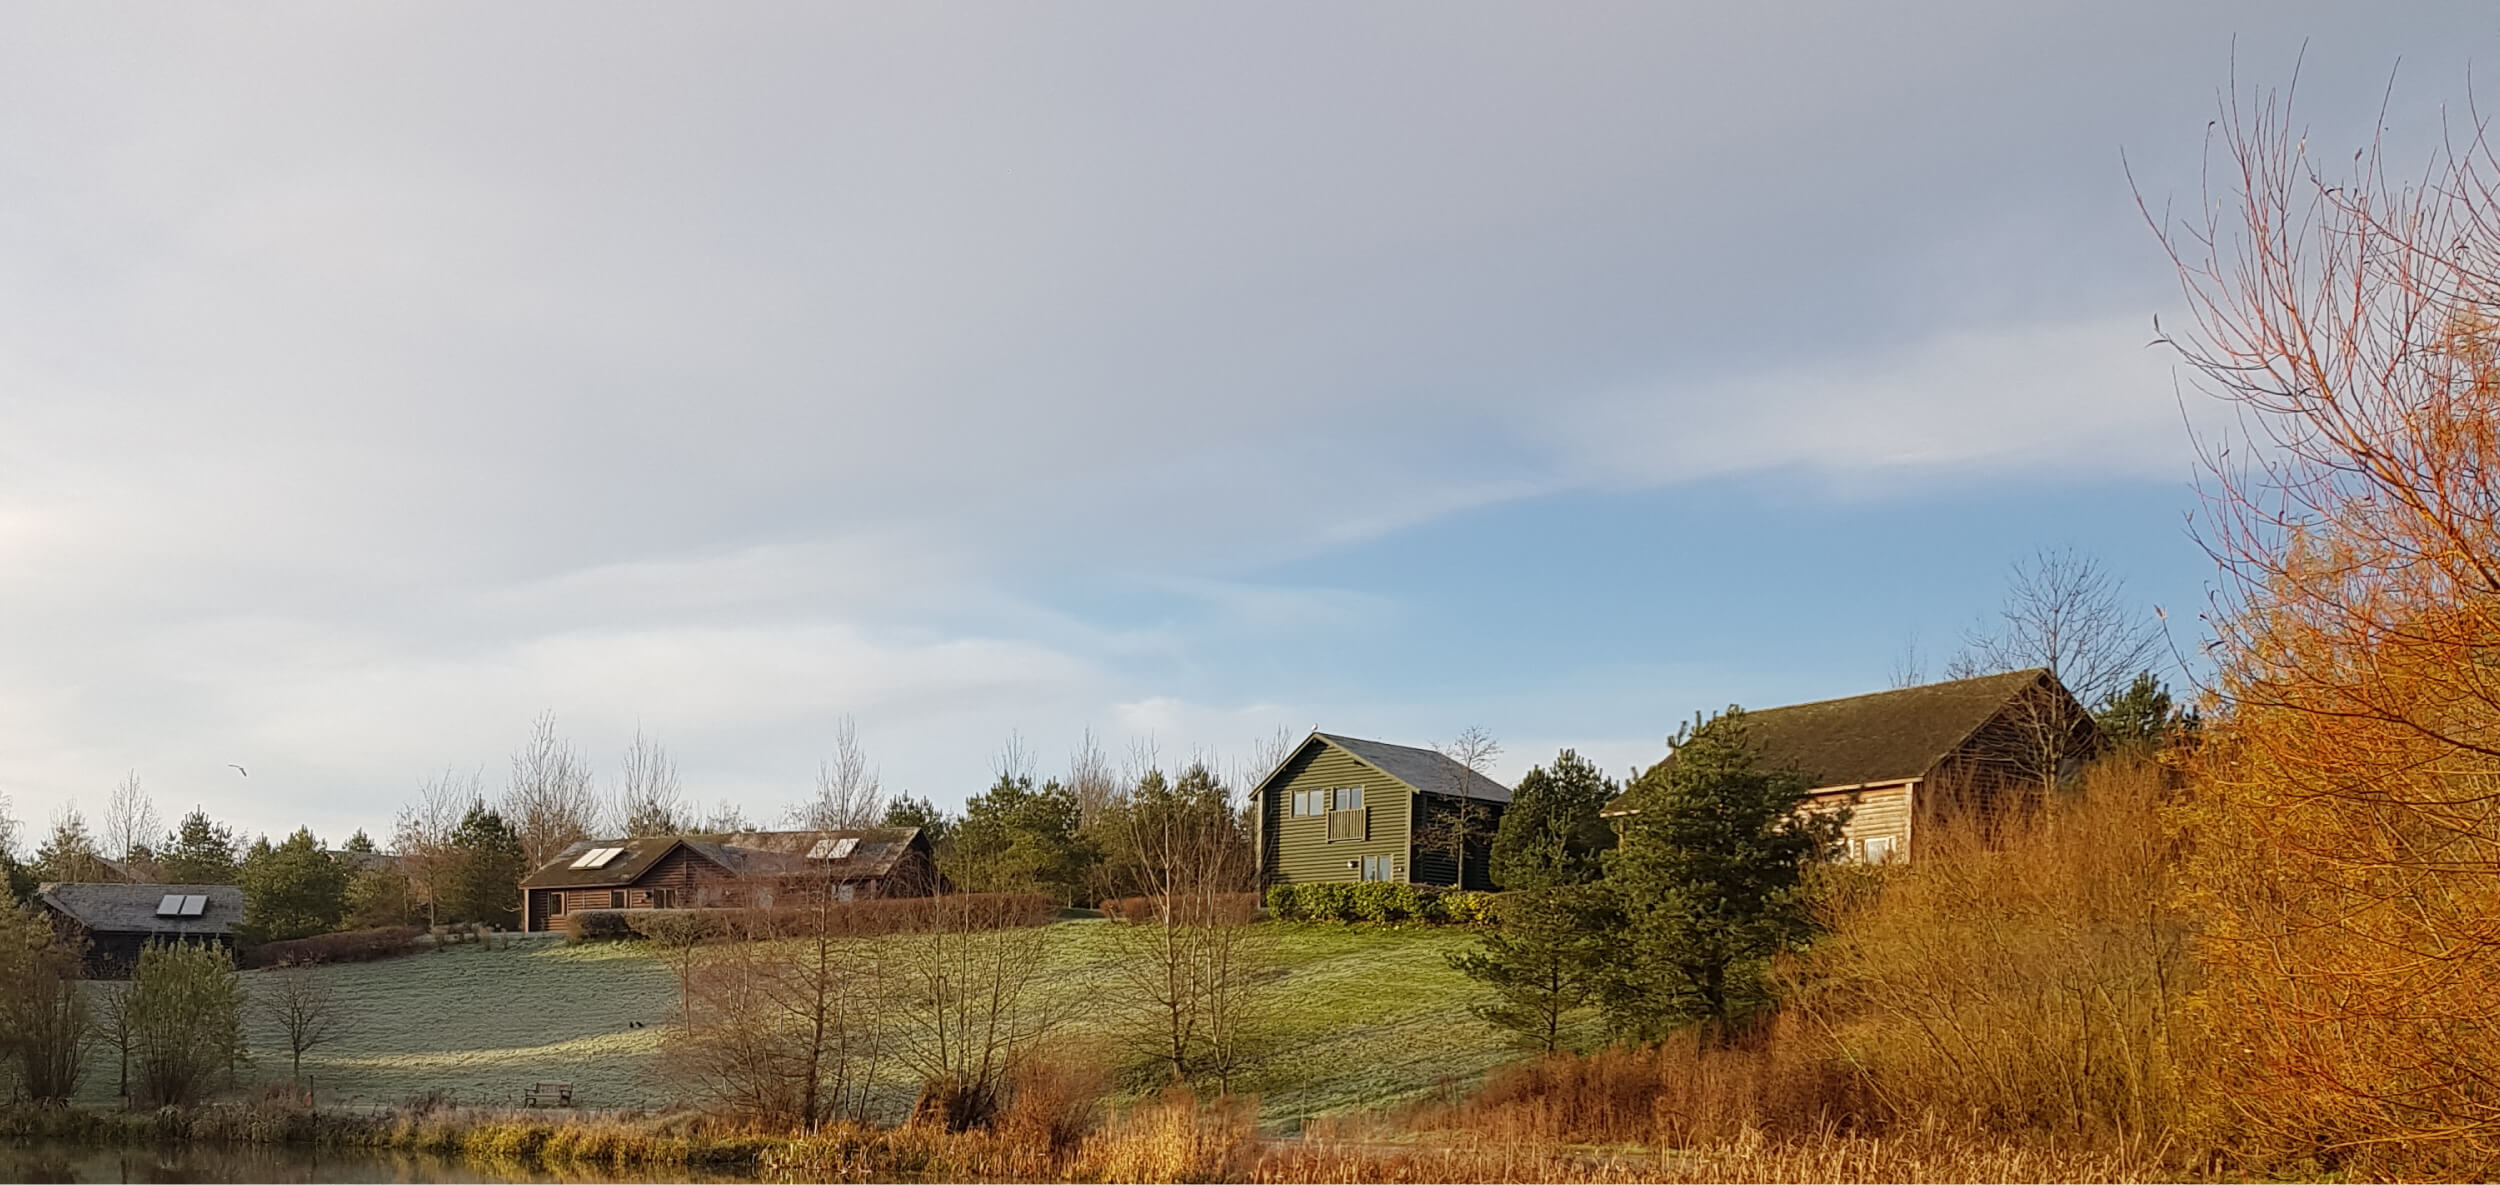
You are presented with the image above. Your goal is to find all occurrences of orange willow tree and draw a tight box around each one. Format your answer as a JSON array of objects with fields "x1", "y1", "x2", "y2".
[{"x1": 2152, "y1": 77, "x2": 2500, "y2": 1175}]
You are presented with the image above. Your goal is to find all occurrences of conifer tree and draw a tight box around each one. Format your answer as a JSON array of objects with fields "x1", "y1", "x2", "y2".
[
  {"x1": 159, "y1": 809, "x2": 241, "y2": 884},
  {"x1": 1600, "y1": 708, "x2": 1839, "y2": 1041},
  {"x1": 1487, "y1": 749, "x2": 1618, "y2": 891},
  {"x1": 239, "y1": 828, "x2": 349, "y2": 941},
  {"x1": 1447, "y1": 883, "x2": 1615, "y2": 1052}
]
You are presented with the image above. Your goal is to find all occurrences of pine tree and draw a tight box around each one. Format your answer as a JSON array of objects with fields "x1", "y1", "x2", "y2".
[
  {"x1": 1447, "y1": 883, "x2": 1614, "y2": 1052},
  {"x1": 1601, "y1": 708, "x2": 1839, "y2": 1041},
  {"x1": 1487, "y1": 749, "x2": 1619, "y2": 891},
  {"x1": 446, "y1": 807, "x2": 527, "y2": 928},
  {"x1": 2093, "y1": 670, "x2": 2198, "y2": 752},
  {"x1": 239, "y1": 828, "x2": 348, "y2": 941},
  {"x1": 159, "y1": 809, "x2": 241, "y2": 884}
]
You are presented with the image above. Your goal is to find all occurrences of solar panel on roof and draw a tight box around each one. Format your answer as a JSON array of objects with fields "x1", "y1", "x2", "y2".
[
  {"x1": 582, "y1": 847, "x2": 624, "y2": 869},
  {"x1": 156, "y1": 894, "x2": 184, "y2": 917},
  {"x1": 830, "y1": 837, "x2": 858, "y2": 859},
  {"x1": 179, "y1": 895, "x2": 208, "y2": 917},
  {"x1": 568, "y1": 848, "x2": 604, "y2": 869}
]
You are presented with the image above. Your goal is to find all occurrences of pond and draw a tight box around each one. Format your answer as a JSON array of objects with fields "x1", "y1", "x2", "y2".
[{"x1": 0, "y1": 1139, "x2": 760, "y2": 1184}]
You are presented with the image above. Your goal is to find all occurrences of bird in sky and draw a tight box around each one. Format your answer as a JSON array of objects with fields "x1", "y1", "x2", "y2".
[{"x1": 227, "y1": 764, "x2": 248, "y2": 777}]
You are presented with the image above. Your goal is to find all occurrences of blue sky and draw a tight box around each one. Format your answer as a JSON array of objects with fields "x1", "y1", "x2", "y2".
[{"x1": 0, "y1": 3, "x2": 2493, "y2": 845}]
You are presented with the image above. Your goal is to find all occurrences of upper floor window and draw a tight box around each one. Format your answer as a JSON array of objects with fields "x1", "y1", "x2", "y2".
[{"x1": 1290, "y1": 785, "x2": 1366, "y2": 816}]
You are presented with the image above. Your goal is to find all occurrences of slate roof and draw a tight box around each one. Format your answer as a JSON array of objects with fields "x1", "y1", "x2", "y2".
[
  {"x1": 37, "y1": 882, "x2": 245, "y2": 937},
  {"x1": 1311, "y1": 732, "x2": 1513, "y2": 804},
  {"x1": 1604, "y1": 669, "x2": 2059, "y2": 814},
  {"x1": 520, "y1": 828, "x2": 927, "y2": 890}
]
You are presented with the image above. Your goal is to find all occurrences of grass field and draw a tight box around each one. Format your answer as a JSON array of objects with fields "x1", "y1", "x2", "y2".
[{"x1": 73, "y1": 921, "x2": 1518, "y2": 1126}]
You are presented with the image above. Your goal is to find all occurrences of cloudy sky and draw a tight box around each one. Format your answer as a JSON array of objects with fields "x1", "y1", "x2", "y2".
[{"x1": 3, "y1": 3, "x2": 2494, "y2": 846}]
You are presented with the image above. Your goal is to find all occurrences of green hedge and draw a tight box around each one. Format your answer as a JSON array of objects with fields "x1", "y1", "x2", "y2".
[{"x1": 1263, "y1": 882, "x2": 1498, "y2": 926}]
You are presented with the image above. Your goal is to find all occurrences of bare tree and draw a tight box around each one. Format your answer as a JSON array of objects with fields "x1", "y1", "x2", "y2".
[
  {"x1": 615, "y1": 726, "x2": 689, "y2": 836},
  {"x1": 1949, "y1": 548, "x2": 2161, "y2": 708},
  {"x1": 1106, "y1": 759, "x2": 1273, "y2": 1091},
  {"x1": 260, "y1": 970, "x2": 342, "y2": 1085},
  {"x1": 1888, "y1": 632, "x2": 1930, "y2": 689},
  {"x1": 100, "y1": 770, "x2": 160, "y2": 869},
  {"x1": 0, "y1": 790, "x2": 18, "y2": 862},
  {"x1": 1066, "y1": 729, "x2": 1121, "y2": 831},
  {"x1": 793, "y1": 717, "x2": 884, "y2": 831},
  {"x1": 505, "y1": 711, "x2": 600, "y2": 870},
  {"x1": 1419, "y1": 727, "x2": 1503, "y2": 890},
  {"x1": 699, "y1": 799, "x2": 753, "y2": 834},
  {"x1": 394, "y1": 767, "x2": 481, "y2": 929},
  {"x1": 1947, "y1": 548, "x2": 2159, "y2": 787},
  {"x1": 884, "y1": 892, "x2": 1066, "y2": 1129},
  {"x1": 658, "y1": 867, "x2": 885, "y2": 1128}
]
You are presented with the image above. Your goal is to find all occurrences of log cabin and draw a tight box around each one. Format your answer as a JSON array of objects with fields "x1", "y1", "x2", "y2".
[
  {"x1": 519, "y1": 827, "x2": 941, "y2": 933},
  {"x1": 1256, "y1": 732, "x2": 1512, "y2": 891},
  {"x1": 1602, "y1": 668, "x2": 2102, "y2": 863}
]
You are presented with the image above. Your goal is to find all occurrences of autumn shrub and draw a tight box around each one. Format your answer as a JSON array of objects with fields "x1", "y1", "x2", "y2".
[
  {"x1": 1786, "y1": 753, "x2": 2201, "y2": 1148},
  {"x1": 246, "y1": 925, "x2": 422, "y2": 968},
  {"x1": 570, "y1": 892, "x2": 1056, "y2": 944}
]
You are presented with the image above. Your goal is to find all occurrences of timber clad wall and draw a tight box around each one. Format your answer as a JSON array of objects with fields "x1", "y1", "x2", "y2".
[
  {"x1": 1263, "y1": 744, "x2": 1412, "y2": 885},
  {"x1": 1804, "y1": 783, "x2": 1913, "y2": 861}
]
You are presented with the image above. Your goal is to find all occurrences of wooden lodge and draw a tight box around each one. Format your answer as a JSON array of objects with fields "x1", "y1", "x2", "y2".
[
  {"x1": 1602, "y1": 668, "x2": 2102, "y2": 863},
  {"x1": 519, "y1": 827, "x2": 942, "y2": 933},
  {"x1": 1256, "y1": 732, "x2": 1512, "y2": 891},
  {"x1": 36, "y1": 882, "x2": 245, "y2": 978}
]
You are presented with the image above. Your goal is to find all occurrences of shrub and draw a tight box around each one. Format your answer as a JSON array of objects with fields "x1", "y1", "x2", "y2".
[
  {"x1": 569, "y1": 893, "x2": 1059, "y2": 945},
  {"x1": 245, "y1": 925, "x2": 423, "y2": 968},
  {"x1": 1263, "y1": 885, "x2": 1298, "y2": 920},
  {"x1": 1349, "y1": 883, "x2": 1421, "y2": 923}
]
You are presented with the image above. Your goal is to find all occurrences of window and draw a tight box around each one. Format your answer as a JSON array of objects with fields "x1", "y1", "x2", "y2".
[
  {"x1": 1333, "y1": 786, "x2": 1363, "y2": 811},
  {"x1": 1361, "y1": 855, "x2": 1395, "y2": 882},
  {"x1": 1861, "y1": 835, "x2": 1898, "y2": 864},
  {"x1": 609, "y1": 890, "x2": 626, "y2": 910}
]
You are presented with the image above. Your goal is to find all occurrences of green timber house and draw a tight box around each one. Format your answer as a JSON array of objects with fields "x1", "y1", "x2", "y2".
[{"x1": 1255, "y1": 732, "x2": 1511, "y2": 891}]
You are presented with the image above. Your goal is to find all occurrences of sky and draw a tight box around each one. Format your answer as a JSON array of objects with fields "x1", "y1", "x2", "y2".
[{"x1": 3, "y1": 3, "x2": 2497, "y2": 847}]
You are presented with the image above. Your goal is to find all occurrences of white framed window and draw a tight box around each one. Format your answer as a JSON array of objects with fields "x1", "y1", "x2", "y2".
[
  {"x1": 1861, "y1": 835, "x2": 1899, "y2": 864},
  {"x1": 1333, "y1": 786, "x2": 1363, "y2": 811}
]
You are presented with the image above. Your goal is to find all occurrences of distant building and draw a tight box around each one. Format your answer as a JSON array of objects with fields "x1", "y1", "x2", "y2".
[
  {"x1": 1603, "y1": 668, "x2": 2101, "y2": 863},
  {"x1": 36, "y1": 882, "x2": 245, "y2": 978},
  {"x1": 517, "y1": 827, "x2": 943, "y2": 933},
  {"x1": 1255, "y1": 732, "x2": 1512, "y2": 892}
]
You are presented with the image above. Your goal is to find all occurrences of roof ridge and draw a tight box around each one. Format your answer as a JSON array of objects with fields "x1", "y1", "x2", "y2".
[{"x1": 1740, "y1": 667, "x2": 2048, "y2": 718}]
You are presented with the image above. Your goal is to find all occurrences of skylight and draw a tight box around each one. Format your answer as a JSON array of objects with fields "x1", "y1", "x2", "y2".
[
  {"x1": 155, "y1": 894, "x2": 184, "y2": 917},
  {"x1": 569, "y1": 846, "x2": 626, "y2": 870},
  {"x1": 179, "y1": 895, "x2": 208, "y2": 917},
  {"x1": 806, "y1": 837, "x2": 860, "y2": 861}
]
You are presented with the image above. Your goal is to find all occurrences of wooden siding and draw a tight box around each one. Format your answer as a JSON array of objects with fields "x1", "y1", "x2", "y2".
[
  {"x1": 1406, "y1": 793, "x2": 1503, "y2": 890},
  {"x1": 1803, "y1": 782, "x2": 1914, "y2": 862},
  {"x1": 527, "y1": 840, "x2": 945, "y2": 931},
  {"x1": 1263, "y1": 742, "x2": 1414, "y2": 885}
]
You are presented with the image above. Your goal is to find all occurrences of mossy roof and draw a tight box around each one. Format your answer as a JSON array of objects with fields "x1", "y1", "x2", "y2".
[{"x1": 1603, "y1": 668, "x2": 2055, "y2": 813}]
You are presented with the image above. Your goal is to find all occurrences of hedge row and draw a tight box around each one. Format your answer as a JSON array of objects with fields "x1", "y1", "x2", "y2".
[
  {"x1": 1097, "y1": 893, "x2": 1260, "y2": 925},
  {"x1": 245, "y1": 925, "x2": 424, "y2": 968},
  {"x1": 562, "y1": 892, "x2": 1056, "y2": 943},
  {"x1": 1263, "y1": 882, "x2": 1498, "y2": 925}
]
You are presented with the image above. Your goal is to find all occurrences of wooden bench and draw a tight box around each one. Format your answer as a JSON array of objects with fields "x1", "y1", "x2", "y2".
[{"x1": 523, "y1": 1081, "x2": 575, "y2": 1108}]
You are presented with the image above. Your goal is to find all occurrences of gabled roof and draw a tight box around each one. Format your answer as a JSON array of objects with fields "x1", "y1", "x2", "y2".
[
  {"x1": 1605, "y1": 669, "x2": 2065, "y2": 814},
  {"x1": 37, "y1": 882, "x2": 245, "y2": 936},
  {"x1": 1254, "y1": 732, "x2": 1512, "y2": 804},
  {"x1": 519, "y1": 828, "x2": 927, "y2": 890}
]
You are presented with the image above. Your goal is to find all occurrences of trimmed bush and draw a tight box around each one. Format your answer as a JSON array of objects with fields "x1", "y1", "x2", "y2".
[
  {"x1": 564, "y1": 893, "x2": 1057, "y2": 944},
  {"x1": 245, "y1": 925, "x2": 423, "y2": 968},
  {"x1": 1262, "y1": 884, "x2": 1497, "y2": 926}
]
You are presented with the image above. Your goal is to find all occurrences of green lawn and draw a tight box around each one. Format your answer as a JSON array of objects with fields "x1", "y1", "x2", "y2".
[{"x1": 76, "y1": 922, "x2": 1521, "y2": 1126}]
